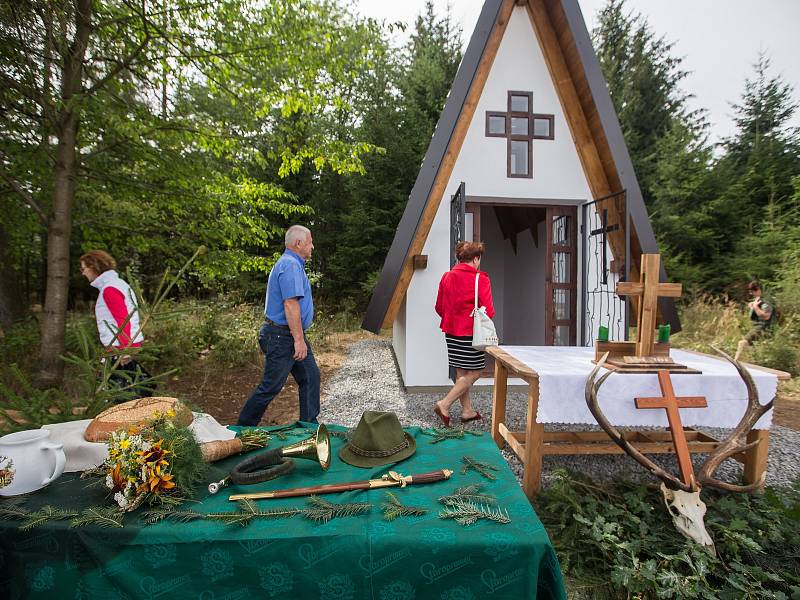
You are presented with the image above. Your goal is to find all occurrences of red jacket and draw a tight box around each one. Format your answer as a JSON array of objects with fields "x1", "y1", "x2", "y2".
[{"x1": 435, "y1": 263, "x2": 495, "y2": 336}]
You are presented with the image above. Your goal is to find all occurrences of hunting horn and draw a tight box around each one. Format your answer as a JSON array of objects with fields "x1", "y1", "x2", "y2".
[
  {"x1": 210, "y1": 424, "x2": 331, "y2": 493},
  {"x1": 278, "y1": 423, "x2": 332, "y2": 470}
]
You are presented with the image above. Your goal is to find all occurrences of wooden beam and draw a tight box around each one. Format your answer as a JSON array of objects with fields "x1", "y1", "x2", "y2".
[
  {"x1": 487, "y1": 346, "x2": 540, "y2": 379},
  {"x1": 616, "y1": 282, "x2": 682, "y2": 297},
  {"x1": 526, "y1": 0, "x2": 639, "y2": 288},
  {"x1": 491, "y1": 359, "x2": 509, "y2": 449},
  {"x1": 381, "y1": 0, "x2": 516, "y2": 328}
]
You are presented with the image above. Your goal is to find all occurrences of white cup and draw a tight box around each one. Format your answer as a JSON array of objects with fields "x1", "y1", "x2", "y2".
[{"x1": 0, "y1": 429, "x2": 66, "y2": 496}]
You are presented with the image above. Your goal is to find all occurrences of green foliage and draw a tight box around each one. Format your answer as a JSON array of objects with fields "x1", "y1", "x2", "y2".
[
  {"x1": 381, "y1": 491, "x2": 428, "y2": 521},
  {"x1": 144, "y1": 416, "x2": 208, "y2": 500},
  {"x1": 534, "y1": 470, "x2": 800, "y2": 599}
]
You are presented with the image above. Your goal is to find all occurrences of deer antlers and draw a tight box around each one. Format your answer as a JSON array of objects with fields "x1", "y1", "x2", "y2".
[{"x1": 586, "y1": 350, "x2": 772, "y2": 493}]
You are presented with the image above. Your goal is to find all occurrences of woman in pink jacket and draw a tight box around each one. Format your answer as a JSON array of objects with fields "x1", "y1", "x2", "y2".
[
  {"x1": 433, "y1": 241, "x2": 495, "y2": 427},
  {"x1": 80, "y1": 250, "x2": 153, "y2": 399}
]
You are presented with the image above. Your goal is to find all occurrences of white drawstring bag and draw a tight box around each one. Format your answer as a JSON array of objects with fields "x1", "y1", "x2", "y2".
[{"x1": 471, "y1": 273, "x2": 498, "y2": 350}]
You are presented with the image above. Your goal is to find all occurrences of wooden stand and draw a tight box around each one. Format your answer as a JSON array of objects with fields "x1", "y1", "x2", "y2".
[{"x1": 487, "y1": 346, "x2": 782, "y2": 498}]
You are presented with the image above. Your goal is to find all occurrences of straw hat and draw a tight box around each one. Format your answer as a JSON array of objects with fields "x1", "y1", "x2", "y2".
[{"x1": 338, "y1": 411, "x2": 416, "y2": 468}]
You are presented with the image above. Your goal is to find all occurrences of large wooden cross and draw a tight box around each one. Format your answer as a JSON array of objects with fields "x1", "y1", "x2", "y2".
[
  {"x1": 616, "y1": 254, "x2": 681, "y2": 357},
  {"x1": 635, "y1": 370, "x2": 708, "y2": 487}
]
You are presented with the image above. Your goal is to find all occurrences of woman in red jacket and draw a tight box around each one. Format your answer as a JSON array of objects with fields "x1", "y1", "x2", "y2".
[{"x1": 433, "y1": 241, "x2": 495, "y2": 427}]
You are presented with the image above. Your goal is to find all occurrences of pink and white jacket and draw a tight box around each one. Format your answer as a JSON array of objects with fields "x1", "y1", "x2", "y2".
[{"x1": 90, "y1": 270, "x2": 144, "y2": 349}]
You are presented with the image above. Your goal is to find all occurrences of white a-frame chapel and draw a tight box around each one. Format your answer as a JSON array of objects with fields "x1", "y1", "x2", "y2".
[{"x1": 362, "y1": 0, "x2": 680, "y2": 389}]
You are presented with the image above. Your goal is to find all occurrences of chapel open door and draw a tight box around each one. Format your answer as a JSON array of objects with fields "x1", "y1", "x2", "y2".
[{"x1": 544, "y1": 206, "x2": 578, "y2": 345}]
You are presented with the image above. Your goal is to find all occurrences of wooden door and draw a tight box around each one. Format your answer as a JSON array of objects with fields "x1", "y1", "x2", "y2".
[{"x1": 545, "y1": 206, "x2": 578, "y2": 345}]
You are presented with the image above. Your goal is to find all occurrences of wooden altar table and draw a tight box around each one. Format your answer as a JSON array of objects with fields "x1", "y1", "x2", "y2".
[{"x1": 487, "y1": 346, "x2": 790, "y2": 498}]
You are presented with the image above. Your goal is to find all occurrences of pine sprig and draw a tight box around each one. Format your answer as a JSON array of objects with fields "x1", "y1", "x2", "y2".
[
  {"x1": 70, "y1": 506, "x2": 125, "y2": 528},
  {"x1": 19, "y1": 506, "x2": 80, "y2": 531},
  {"x1": 439, "y1": 500, "x2": 511, "y2": 527},
  {"x1": 0, "y1": 498, "x2": 29, "y2": 520},
  {"x1": 142, "y1": 507, "x2": 205, "y2": 525},
  {"x1": 438, "y1": 484, "x2": 497, "y2": 506},
  {"x1": 421, "y1": 427, "x2": 482, "y2": 443},
  {"x1": 238, "y1": 429, "x2": 269, "y2": 451},
  {"x1": 302, "y1": 496, "x2": 372, "y2": 523},
  {"x1": 461, "y1": 455, "x2": 500, "y2": 481},
  {"x1": 380, "y1": 492, "x2": 428, "y2": 521}
]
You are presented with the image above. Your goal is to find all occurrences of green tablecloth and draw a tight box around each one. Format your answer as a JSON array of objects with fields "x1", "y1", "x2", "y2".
[{"x1": 0, "y1": 423, "x2": 565, "y2": 599}]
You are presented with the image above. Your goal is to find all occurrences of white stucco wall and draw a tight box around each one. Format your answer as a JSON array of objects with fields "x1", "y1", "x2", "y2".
[{"x1": 396, "y1": 6, "x2": 604, "y2": 387}]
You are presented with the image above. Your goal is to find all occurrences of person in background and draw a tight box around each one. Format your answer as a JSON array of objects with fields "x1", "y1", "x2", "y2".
[
  {"x1": 735, "y1": 280, "x2": 776, "y2": 361},
  {"x1": 79, "y1": 250, "x2": 154, "y2": 399},
  {"x1": 237, "y1": 225, "x2": 320, "y2": 426},
  {"x1": 433, "y1": 241, "x2": 495, "y2": 427}
]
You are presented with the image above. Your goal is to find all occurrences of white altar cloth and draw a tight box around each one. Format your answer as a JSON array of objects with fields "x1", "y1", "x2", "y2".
[{"x1": 500, "y1": 346, "x2": 777, "y2": 429}]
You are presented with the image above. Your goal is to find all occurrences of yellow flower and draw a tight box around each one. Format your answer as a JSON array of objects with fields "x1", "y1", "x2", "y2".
[{"x1": 120, "y1": 439, "x2": 131, "y2": 449}]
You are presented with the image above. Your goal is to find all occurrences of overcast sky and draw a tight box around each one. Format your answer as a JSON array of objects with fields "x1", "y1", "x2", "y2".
[{"x1": 353, "y1": 0, "x2": 800, "y2": 145}]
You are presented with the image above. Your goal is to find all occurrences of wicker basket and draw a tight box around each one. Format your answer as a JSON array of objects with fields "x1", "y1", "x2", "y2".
[{"x1": 84, "y1": 397, "x2": 193, "y2": 442}]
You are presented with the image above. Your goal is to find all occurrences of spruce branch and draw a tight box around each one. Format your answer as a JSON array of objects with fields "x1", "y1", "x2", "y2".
[
  {"x1": 439, "y1": 500, "x2": 511, "y2": 527},
  {"x1": 70, "y1": 507, "x2": 125, "y2": 528},
  {"x1": 302, "y1": 496, "x2": 372, "y2": 523},
  {"x1": 20, "y1": 506, "x2": 80, "y2": 530},
  {"x1": 380, "y1": 492, "x2": 428, "y2": 521},
  {"x1": 438, "y1": 484, "x2": 498, "y2": 507},
  {"x1": 238, "y1": 429, "x2": 269, "y2": 451},
  {"x1": 421, "y1": 427, "x2": 482, "y2": 443},
  {"x1": 0, "y1": 498, "x2": 29, "y2": 520},
  {"x1": 461, "y1": 456, "x2": 500, "y2": 481}
]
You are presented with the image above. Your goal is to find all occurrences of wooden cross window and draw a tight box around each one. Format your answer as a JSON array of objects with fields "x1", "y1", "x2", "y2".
[{"x1": 485, "y1": 91, "x2": 555, "y2": 179}]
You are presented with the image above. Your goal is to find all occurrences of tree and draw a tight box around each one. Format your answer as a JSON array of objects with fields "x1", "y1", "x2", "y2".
[
  {"x1": 322, "y1": 1, "x2": 463, "y2": 301},
  {"x1": 592, "y1": 0, "x2": 699, "y2": 206},
  {"x1": 0, "y1": 0, "x2": 379, "y2": 385}
]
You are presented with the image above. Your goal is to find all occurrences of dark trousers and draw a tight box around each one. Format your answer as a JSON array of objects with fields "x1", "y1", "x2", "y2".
[{"x1": 237, "y1": 323, "x2": 320, "y2": 426}]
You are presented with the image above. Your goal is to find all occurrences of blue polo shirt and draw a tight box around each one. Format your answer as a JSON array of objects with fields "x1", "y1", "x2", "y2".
[{"x1": 264, "y1": 250, "x2": 314, "y2": 330}]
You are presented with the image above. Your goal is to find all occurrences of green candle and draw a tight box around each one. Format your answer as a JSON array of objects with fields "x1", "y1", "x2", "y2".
[
  {"x1": 598, "y1": 325, "x2": 609, "y2": 342},
  {"x1": 658, "y1": 324, "x2": 671, "y2": 343}
]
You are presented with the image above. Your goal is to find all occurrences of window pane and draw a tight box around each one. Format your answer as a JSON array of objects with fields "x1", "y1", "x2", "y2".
[
  {"x1": 488, "y1": 115, "x2": 506, "y2": 135},
  {"x1": 534, "y1": 118, "x2": 551, "y2": 138},
  {"x1": 510, "y1": 94, "x2": 529, "y2": 112},
  {"x1": 511, "y1": 117, "x2": 529, "y2": 135},
  {"x1": 554, "y1": 289, "x2": 570, "y2": 320},
  {"x1": 510, "y1": 140, "x2": 528, "y2": 175},
  {"x1": 552, "y1": 252, "x2": 570, "y2": 283},
  {"x1": 554, "y1": 325, "x2": 570, "y2": 346},
  {"x1": 552, "y1": 215, "x2": 570, "y2": 244}
]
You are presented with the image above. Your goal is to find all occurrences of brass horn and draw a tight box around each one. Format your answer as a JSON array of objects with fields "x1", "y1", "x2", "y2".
[{"x1": 277, "y1": 423, "x2": 331, "y2": 470}]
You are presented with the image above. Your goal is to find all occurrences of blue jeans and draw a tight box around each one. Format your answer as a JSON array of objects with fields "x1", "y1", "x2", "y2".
[{"x1": 237, "y1": 323, "x2": 320, "y2": 426}]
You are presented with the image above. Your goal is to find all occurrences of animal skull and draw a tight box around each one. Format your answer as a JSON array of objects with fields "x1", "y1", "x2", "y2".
[{"x1": 660, "y1": 484, "x2": 715, "y2": 555}]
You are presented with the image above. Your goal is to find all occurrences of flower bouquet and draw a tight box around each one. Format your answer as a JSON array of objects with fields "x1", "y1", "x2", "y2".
[
  {"x1": 104, "y1": 412, "x2": 208, "y2": 511},
  {"x1": 102, "y1": 412, "x2": 270, "y2": 511}
]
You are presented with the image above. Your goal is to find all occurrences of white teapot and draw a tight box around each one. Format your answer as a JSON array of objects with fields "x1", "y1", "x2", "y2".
[{"x1": 0, "y1": 429, "x2": 66, "y2": 496}]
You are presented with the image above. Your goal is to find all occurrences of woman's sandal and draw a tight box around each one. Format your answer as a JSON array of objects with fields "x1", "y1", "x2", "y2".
[
  {"x1": 433, "y1": 404, "x2": 451, "y2": 428},
  {"x1": 460, "y1": 410, "x2": 482, "y2": 424}
]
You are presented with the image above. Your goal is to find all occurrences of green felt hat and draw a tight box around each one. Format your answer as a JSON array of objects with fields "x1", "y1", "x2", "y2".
[{"x1": 338, "y1": 411, "x2": 416, "y2": 468}]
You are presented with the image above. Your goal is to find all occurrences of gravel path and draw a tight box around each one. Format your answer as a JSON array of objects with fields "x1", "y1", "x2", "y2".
[{"x1": 320, "y1": 338, "x2": 800, "y2": 488}]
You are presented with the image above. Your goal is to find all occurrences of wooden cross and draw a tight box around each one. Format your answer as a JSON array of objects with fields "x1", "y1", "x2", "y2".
[
  {"x1": 635, "y1": 370, "x2": 707, "y2": 487},
  {"x1": 616, "y1": 254, "x2": 682, "y2": 357},
  {"x1": 589, "y1": 208, "x2": 620, "y2": 285}
]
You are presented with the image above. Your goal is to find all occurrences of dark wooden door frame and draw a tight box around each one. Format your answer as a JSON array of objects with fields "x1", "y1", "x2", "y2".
[
  {"x1": 467, "y1": 200, "x2": 579, "y2": 357},
  {"x1": 544, "y1": 205, "x2": 578, "y2": 345}
]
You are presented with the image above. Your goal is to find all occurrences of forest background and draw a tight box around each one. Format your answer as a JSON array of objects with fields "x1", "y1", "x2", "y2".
[{"x1": 0, "y1": 0, "x2": 798, "y2": 395}]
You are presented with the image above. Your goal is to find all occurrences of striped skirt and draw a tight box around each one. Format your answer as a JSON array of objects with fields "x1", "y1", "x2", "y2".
[{"x1": 445, "y1": 334, "x2": 485, "y2": 371}]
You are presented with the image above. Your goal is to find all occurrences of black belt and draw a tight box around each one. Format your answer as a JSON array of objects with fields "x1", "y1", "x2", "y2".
[{"x1": 265, "y1": 317, "x2": 291, "y2": 330}]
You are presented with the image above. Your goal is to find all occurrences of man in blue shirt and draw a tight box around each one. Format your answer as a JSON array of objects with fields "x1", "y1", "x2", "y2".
[{"x1": 237, "y1": 225, "x2": 320, "y2": 425}]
